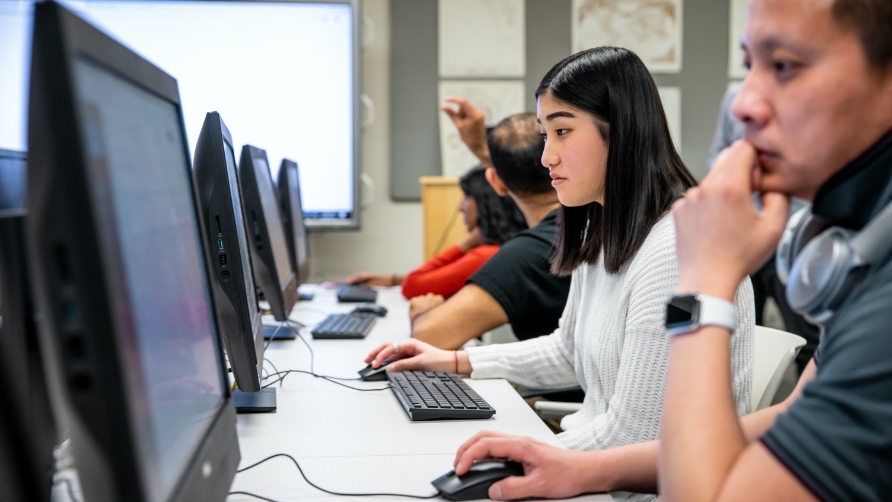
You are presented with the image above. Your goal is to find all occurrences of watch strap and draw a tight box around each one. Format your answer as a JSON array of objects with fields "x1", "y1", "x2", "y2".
[{"x1": 696, "y1": 294, "x2": 737, "y2": 333}]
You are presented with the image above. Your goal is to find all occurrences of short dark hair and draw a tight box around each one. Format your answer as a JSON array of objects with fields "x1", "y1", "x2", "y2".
[
  {"x1": 487, "y1": 113, "x2": 553, "y2": 197},
  {"x1": 832, "y1": 0, "x2": 892, "y2": 67},
  {"x1": 459, "y1": 166, "x2": 528, "y2": 245},
  {"x1": 536, "y1": 47, "x2": 697, "y2": 276}
]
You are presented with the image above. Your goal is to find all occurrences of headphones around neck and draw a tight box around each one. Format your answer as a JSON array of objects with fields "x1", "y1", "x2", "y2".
[{"x1": 776, "y1": 201, "x2": 892, "y2": 325}]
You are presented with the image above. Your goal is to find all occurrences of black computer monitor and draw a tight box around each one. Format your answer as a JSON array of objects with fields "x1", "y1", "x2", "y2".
[
  {"x1": 26, "y1": 3, "x2": 240, "y2": 501},
  {"x1": 193, "y1": 112, "x2": 274, "y2": 412},
  {"x1": 277, "y1": 159, "x2": 310, "y2": 286},
  {"x1": 0, "y1": 149, "x2": 57, "y2": 502},
  {"x1": 238, "y1": 145, "x2": 298, "y2": 321}
]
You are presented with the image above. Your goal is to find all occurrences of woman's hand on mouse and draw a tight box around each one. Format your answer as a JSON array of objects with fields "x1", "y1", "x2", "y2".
[
  {"x1": 453, "y1": 431, "x2": 593, "y2": 500},
  {"x1": 363, "y1": 339, "x2": 471, "y2": 374}
]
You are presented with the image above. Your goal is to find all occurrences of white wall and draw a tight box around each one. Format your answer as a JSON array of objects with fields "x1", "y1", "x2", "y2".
[{"x1": 308, "y1": 0, "x2": 423, "y2": 281}]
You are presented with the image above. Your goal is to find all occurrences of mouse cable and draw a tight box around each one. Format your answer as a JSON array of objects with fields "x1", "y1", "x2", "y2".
[
  {"x1": 228, "y1": 453, "x2": 439, "y2": 501},
  {"x1": 262, "y1": 357, "x2": 279, "y2": 379},
  {"x1": 286, "y1": 320, "x2": 316, "y2": 373},
  {"x1": 261, "y1": 369, "x2": 391, "y2": 392},
  {"x1": 262, "y1": 322, "x2": 283, "y2": 351}
]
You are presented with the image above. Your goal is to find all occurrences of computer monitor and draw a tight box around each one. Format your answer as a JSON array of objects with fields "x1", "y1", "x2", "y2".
[
  {"x1": 26, "y1": 3, "x2": 239, "y2": 501},
  {"x1": 238, "y1": 145, "x2": 298, "y2": 322},
  {"x1": 2, "y1": 0, "x2": 361, "y2": 230},
  {"x1": 277, "y1": 159, "x2": 310, "y2": 286},
  {"x1": 193, "y1": 112, "x2": 274, "y2": 412},
  {"x1": 0, "y1": 149, "x2": 57, "y2": 502}
]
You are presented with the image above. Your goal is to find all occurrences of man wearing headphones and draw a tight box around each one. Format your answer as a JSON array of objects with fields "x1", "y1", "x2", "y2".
[
  {"x1": 450, "y1": 1, "x2": 892, "y2": 501},
  {"x1": 663, "y1": 0, "x2": 892, "y2": 500}
]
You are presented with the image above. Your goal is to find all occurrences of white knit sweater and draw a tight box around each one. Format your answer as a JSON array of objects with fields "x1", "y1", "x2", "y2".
[{"x1": 466, "y1": 216, "x2": 754, "y2": 501}]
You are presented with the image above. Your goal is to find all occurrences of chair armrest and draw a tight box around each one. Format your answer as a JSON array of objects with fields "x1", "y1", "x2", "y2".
[{"x1": 533, "y1": 401, "x2": 583, "y2": 421}]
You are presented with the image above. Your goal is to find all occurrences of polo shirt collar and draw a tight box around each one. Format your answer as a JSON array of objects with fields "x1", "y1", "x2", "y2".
[{"x1": 812, "y1": 128, "x2": 892, "y2": 230}]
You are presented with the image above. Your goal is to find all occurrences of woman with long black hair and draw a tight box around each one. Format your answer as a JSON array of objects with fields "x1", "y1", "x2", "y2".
[{"x1": 365, "y1": 47, "x2": 755, "y2": 501}]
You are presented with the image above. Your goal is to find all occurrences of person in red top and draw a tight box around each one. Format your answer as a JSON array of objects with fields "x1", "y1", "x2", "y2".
[{"x1": 346, "y1": 165, "x2": 527, "y2": 299}]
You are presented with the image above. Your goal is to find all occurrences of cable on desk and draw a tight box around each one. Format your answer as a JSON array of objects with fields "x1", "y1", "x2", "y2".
[
  {"x1": 287, "y1": 321, "x2": 315, "y2": 373},
  {"x1": 262, "y1": 369, "x2": 391, "y2": 392},
  {"x1": 263, "y1": 322, "x2": 283, "y2": 351},
  {"x1": 53, "y1": 477, "x2": 80, "y2": 502},
  {"x1": 263, "y1": 358, "x2": 279, "y2": 379},
  {"x1": 228, "y1": 453, "x2": 439, "y2": 500}
]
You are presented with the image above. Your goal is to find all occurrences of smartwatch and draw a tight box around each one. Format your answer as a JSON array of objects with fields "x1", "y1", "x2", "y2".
[{"x1": 665, "y1": 294, "x2": 736, "y2": 336}]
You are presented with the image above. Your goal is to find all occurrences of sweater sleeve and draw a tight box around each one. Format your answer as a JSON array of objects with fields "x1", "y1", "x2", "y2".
[
  {"x1": 401, "y1": 245, "x2": 499, "y2": 299},
  {"x1": 465, "y1": 275, "x2": 580, "y2": 388}
]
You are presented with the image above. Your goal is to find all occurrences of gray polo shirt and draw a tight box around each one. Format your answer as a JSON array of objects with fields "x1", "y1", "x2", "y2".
[{"x1": 761, "y1": 130, "x2": 892, "y2": 501}]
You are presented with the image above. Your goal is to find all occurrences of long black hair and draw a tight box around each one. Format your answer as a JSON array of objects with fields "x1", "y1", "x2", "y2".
[
  {"x1": 459, "y1": 166, "x2": 528, "y2": 245},
  {"x1": 536, "y1": 47, "x2": 697, "y2": 275}
]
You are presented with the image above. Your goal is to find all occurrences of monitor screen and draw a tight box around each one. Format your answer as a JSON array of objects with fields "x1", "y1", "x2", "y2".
[
  {"x1": 1, "y1": 0, "x2": 358, "y2": 228},
  {"x1": 252, "y1": 156, "x2": 294, "y2": 289},
  {"x1": 73, "y1": 57, "x2": 224, "y2": 502}
]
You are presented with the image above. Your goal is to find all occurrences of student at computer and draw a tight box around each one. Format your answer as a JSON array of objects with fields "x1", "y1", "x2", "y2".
[
  {"x1": 405, "y1": 108, "x2": 573, "y2": 348},
  {"x1": 447, "y1": 2, "x2": 892, "y2": 501},
  {"x1": 366, "y1": 48, "x2": 755, "y2": 465},
  {"x1": 346, "y1": 166, "x2": 527, "y2": 299}
]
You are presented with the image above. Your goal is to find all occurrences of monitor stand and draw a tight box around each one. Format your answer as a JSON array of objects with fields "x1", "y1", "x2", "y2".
[
  {"x1": 263, "y1": 322, "x2": 297, "y2": 341},
  {"x1": 233, "y1": 387, "x2": 277, "y2": 413}
]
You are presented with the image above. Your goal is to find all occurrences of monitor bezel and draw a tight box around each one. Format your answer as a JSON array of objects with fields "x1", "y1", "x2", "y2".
[
  {"x1": 194, "y1": 112, "x2": 264, "y2": 393},
  {"x1": 237, "y1": 145, "x2": 298, "y2": 321},
  {"x1": 277, "y1": 158, "x2": 310, "y2": 286},
  {"x1": 25, "y1": 3, "x2": 240, "y2": 502},
  {"x1": 0, "y1": 151, "x2": 58, "y2": 502}
]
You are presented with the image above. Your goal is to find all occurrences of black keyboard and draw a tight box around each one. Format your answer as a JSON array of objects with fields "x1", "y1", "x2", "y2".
[
  {"x1": 311, "y1": 312, "x2": 377, "y2": 339},
  {"x1": 336, "y1": 284, "x2": 378, "y2": 303},
  {"x1": 388, "y1": 371, "x2": 495, "y2": 420}
]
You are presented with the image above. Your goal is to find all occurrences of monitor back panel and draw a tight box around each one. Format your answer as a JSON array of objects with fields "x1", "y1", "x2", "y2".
[
  {"x1": 277, "y1": 159, "x2": 310, "y2": 286},
  {"x1": 194, "y1": 112, "x2": 264, "y2": 393},
  {"x1": 238, "y1": 145, "x2": 297, "y2": 320}
]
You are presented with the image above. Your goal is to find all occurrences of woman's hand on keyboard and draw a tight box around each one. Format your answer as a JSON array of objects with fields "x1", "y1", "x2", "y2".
[{"x1": 364, "y1": 339, "x2": 472, "y2": 374}]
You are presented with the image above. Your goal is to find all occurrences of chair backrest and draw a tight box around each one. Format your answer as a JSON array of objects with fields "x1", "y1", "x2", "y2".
[{"x1": 752, "y1": 326, "x2": 807, "y2": 411}]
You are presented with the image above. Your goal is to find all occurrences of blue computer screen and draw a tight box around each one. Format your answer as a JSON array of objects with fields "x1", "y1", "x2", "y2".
[{"x1": 74, "y1": 58, "x2": 224, "y2": 502}]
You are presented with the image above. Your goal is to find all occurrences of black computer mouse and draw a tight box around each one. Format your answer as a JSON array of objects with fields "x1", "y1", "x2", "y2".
[
  {"x1": 358, "y1": 362, "x2": 391, "y2": 381},
  {"x1": 352, "y1": 303, "x2": 387, "y2": 317},
  {"x1": 431, "y1": 460, "x2": 524, "y2": 501}
]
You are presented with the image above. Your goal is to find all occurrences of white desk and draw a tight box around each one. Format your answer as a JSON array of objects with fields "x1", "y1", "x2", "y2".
[{"x1": 229, "y1": 285, "x2": 613, "y2": 501}]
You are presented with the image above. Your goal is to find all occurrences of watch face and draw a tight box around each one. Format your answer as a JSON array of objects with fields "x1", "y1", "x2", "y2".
[{"x1": 666, "y1": 294, "x2": 698, "y2": 330}]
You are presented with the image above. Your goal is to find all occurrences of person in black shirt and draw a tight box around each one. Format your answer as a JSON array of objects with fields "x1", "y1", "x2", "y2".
[{"x1": 410, "y1": 99, "x2": 571, "y2": 348}]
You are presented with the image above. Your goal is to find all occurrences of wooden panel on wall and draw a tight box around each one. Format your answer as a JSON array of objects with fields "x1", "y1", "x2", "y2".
[{"x1": 420, "y1": 176, "x2": 467, "y2": 260}]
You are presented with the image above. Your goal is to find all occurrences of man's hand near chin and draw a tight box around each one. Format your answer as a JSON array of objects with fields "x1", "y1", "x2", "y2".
[
  {"x1": 673, "y1": 140, "x2": 790, "y2": 299},
  {"x1": 659, "y1": 140, "x2": 819, "y2": 502}
]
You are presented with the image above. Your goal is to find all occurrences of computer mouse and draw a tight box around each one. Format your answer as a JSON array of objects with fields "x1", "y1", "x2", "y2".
[
  {"x1": 431, "y1": 460, "x2": 524, "y2": 501},
  {"x1": 352, "y1": 303, "x2": 387, "y2": 317},
  {"x1": 358, "y1": 362, "x2": 391, "y2": 381}
]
